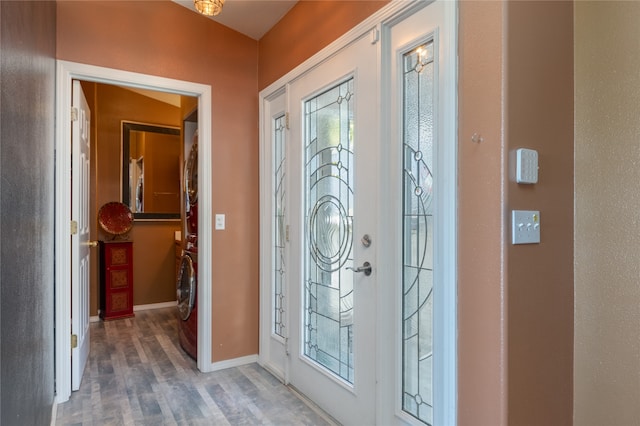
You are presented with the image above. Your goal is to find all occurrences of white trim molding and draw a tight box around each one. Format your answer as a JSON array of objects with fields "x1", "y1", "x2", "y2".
[
  {"x1": 208, "y1": 354, "x2": 259, "y2": 372},
  {"x1": 134, "y1": 301, "x2": 178, "y2": 311},
  {"x1": 54, "y1": 60, "x2": 213, "y2": 402}
]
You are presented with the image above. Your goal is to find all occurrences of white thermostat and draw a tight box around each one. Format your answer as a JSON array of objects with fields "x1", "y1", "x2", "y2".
[{"x1": 516, "y1": 148, "x2": 538, "y2": 184}]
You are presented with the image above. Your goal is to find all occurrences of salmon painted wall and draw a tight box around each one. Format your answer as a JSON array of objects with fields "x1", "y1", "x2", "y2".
[
  {"x1": 57, "y1": 1, "x2": 259, "y2": 362},
  {"x1": 258, "y1": 0, "x2": 388, "y2": 90},
  {"x1": 506, "y1": 2, "x2": 573, "y2": 425},
  {"x1": 457, "y1": 2, "x2": 508, "y2": 424}
]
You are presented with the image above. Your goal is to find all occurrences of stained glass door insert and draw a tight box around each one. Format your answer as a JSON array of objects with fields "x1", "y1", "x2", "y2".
[
  {"x1": 304, "y1": 78, "x2": 355, "y2": 383},
  {"x1": 402, "y1": 41, "x2": 435, "y2": 425},
  {"x1": 273, "y1": 114, "x2": 286, "y2": 338},
  {"x1": 286, "y1": 32, "x2": 378, "y2": 425}
]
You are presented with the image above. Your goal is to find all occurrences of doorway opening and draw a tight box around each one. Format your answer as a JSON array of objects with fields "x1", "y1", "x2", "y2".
[
  {"x1": 55, "y1": 60, "x2": 213, "y2": 403},
  {"x1": 84, "y1": 81, "x2": 196, "y2": 316}
]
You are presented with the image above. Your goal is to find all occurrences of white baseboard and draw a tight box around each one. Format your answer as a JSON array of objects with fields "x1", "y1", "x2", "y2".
[
  {"x1": 90, "y1": 302, "x2": 176, "y2": 322},
  {"x1": 134, "y1": 301, "x2": 177, "y2": 311},
  {"x1": 201, "y1": 354, "x2": 258, "y2": 372}
]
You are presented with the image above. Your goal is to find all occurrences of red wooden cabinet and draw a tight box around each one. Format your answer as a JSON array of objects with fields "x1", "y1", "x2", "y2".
[{"x1": 99, "y1": 241, "x2": 135, "y2": 320}]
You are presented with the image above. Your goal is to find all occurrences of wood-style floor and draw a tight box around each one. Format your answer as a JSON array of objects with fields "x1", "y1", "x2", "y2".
[{"x1": 55, "y1": 307, "x2": 335, "y2": 425}]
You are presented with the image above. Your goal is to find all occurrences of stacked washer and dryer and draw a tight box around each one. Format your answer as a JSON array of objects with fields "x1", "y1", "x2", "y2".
[{"x1": 177, "y1": 131, "x2": 198, "y2": 360}]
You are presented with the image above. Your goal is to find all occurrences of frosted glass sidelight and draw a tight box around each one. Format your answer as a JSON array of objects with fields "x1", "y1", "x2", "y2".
[
  {"x1": 273, "y1": 115, "x2": 286, "y2": 338},
  {"x1": 402, "y1": 41, "x2": 435, "y2": 425},
  {"x1": 304, "y1": 78, "x2": 355, "y2": 383}
]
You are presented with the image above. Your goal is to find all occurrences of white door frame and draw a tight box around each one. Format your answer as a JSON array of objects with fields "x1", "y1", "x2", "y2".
[
  {"x1": 378, "y1": 2, "x2": 458, "y2": 424},
  {"x1": 55, "y1": 60, "x2": 213, "y2": 403}
]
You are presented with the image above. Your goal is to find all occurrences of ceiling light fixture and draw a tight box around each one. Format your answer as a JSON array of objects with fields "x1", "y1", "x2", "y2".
[{"x1": 194, "y1": 0, "x2": 225, "y2": 16}]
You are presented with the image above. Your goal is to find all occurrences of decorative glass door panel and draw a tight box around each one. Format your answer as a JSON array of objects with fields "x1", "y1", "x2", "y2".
[
  {"x1": 260, "y1": 90, "x2": 288, "y2": 383},
  {"x1": 273, "y1": 113, "x2": 286, "y2": 338},
  {"x1": 304, "y1": 78, "x2": 355, "y2": 383},
  {"x1": 403, "y1": 41, "x2": 435, "y2": 425},
  {"x1": 286, "y1": 33, "x2": 378, "y2": 425}
]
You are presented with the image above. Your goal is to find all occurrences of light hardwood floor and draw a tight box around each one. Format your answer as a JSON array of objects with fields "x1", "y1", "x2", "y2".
[{"x1": 56, "y1": 307, "x2": 335, "y2": 425}]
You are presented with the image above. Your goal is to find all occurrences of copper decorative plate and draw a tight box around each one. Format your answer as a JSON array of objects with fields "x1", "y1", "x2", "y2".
[{"x1": 98, "y1": 202, "x2": 133, "y2": 235}]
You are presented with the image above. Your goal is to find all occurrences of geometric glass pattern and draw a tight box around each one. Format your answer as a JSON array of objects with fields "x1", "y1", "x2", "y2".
[
  {"x1": 304, "y1": 78, "x2": 355, "y2": 383},
  {"x1": 273, "y1": 114, "x2": 286, "y2": 338},
  {"x1": 402, "y1": 41, "x2": 434, "y2": 425}
]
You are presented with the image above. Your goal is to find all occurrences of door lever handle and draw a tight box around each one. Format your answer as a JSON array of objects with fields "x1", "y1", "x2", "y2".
[
  {"x1": 86, "y1": 240, "x2": 99, "y2": 248},
  {"x1": 346, "y1": 261, "x2": 372, "y2": 276}
]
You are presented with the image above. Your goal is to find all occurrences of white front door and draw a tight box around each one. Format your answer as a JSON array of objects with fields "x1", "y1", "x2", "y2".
[
  {"x1": 259, "y1": 2, "x2": 457, "y2": 424},
  {"x1": 71, "y1": 80, "x2": 91, "y2": 390},
  {"x1": 287, "y1": 32, "x2": 379, "y2": 425}
]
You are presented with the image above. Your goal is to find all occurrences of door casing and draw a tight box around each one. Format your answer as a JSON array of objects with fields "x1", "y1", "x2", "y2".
[{"x1": 54, "y1": 60, "x2": 214, "y2": 402}]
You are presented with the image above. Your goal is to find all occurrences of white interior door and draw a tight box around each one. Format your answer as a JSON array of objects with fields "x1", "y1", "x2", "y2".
[
  {"x1": 71, "y1": 80, "x2": 91, "y2": 390},
  {"x1": 287, "y1": 32, "x2": 379, "y2": 425}
]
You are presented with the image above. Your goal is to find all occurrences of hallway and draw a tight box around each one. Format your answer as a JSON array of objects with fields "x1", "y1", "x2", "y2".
[{"x1": 55, "y1": 308, "x2": 335, "y2": 425}]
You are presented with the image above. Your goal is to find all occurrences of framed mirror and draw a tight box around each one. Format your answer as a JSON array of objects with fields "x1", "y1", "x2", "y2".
[{"x1": 121, "y1": 121, "x2": 181, "y2": 220}]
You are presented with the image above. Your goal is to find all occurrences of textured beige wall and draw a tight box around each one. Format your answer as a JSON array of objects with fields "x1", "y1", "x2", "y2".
[{"x1": 575, "y1": 3, "x2": 640, "y2": 425}]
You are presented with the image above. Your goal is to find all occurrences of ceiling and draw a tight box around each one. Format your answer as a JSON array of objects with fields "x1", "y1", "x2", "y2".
[{"x1": 172, "y1": 0, "x2": 298, "y2": 40}]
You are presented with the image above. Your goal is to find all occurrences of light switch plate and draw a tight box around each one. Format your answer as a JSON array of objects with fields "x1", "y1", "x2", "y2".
[
  {"x1": 512, "y1": 210, "x2": 541, "y2": 244},
  {"x1": 516, "y1": 148, "x2": 538, "y2": 184},
  {"x1": 215, "y1": 214, "x2": 225, "y2": 230}
]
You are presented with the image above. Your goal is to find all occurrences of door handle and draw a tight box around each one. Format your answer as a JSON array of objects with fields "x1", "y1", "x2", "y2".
[
  {"x1": 86, "y1": 241, "x2": 98, "y2": 248},
  {"x1": 346, "y1": 261, "x2": 372, "y2": 276}
]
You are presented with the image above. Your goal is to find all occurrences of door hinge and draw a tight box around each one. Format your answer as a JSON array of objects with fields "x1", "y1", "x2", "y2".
[
  {"x1": 71, "y1": 107, "x2": 79, "y2": 122},
  {"x1": 70, "y1": 220, "x2": 78, "y2": 235},
  {"x1": 285, "y1": 225, "x2": 290, "y2": 242},
  {"x1": 285, "y1": 337, "x2": 290, "y2": 356},
  {"x1": 285, "y1": 112, "x2": 290, "y2": 130},
  {"x1": 71, "y1": 334, "x2": 78, "y2": 349},
  {"x1": 370, "y1": 27, "x2": 380, "y2": 44}
]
